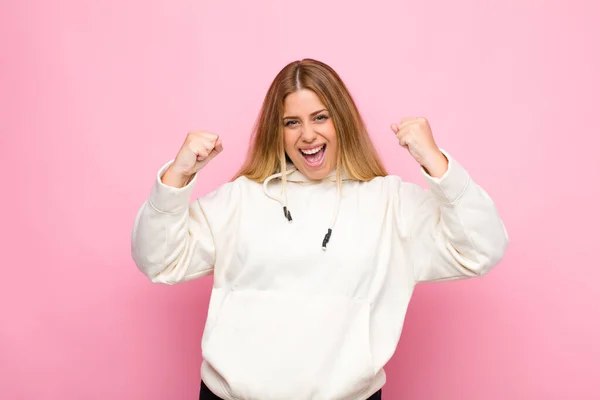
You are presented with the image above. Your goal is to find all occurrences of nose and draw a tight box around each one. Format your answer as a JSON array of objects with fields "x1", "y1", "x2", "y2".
[{"x1": 300, "y1": 125, "x2": 317, "y2": 143}]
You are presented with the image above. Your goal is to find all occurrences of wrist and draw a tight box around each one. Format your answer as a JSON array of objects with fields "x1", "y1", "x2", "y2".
[
  {"x1": 422, "y1": 150, "x2": 448, "y2": 178},
  {"x1": 161, "y1": 165, "x2": 193, "y2": 188}
]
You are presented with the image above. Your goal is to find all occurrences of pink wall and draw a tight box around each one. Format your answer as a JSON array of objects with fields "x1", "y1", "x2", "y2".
[{"x1": 2, "y1": 0, "x2": 598, "y2": 398}]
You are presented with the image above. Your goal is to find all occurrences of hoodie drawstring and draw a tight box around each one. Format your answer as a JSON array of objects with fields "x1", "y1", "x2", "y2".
[
  {"x1": 263, "y1": 168, "x2": 295, "y2": 223},
  {"x1": 322, "y1": 175, "x2": 342, "y2": 250},
  {"x1": 263, "y1": 167, "x2": 342, "y2": 251}
]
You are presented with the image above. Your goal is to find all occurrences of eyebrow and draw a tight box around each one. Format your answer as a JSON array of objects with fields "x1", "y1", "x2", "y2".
[{"x1": 283, "y1": 108, "x2": 328, "y2": 120}]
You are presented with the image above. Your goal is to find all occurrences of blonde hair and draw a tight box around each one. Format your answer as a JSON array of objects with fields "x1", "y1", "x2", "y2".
[{"x1": 234, "y1": 58, "x2": 387, "y2": 182}]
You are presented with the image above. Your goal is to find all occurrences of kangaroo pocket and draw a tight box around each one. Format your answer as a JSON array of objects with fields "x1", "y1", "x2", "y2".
[{"x1": 202, "y1": 289, "x2": 375, "y2": 400}]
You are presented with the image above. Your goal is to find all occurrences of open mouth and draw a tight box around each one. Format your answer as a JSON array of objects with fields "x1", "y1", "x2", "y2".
[{"x1": 299, "y1": 144, "x2": 326, "y2": 167}]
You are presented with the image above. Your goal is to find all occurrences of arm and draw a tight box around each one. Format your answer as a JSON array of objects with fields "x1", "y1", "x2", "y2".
[
  {"x1": 131, "y1": 130, "x2": 229, "y2": 284},
  {"x1": 400, "y1": 150, "x2": 509, "y2": 282},
  {"x1": 131, "y1": 161, "x2": 217, "y2": 284}
]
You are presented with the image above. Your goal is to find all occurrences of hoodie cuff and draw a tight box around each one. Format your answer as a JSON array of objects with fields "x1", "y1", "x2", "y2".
[
  {"x1": 148, "y1": 160, "x2": 198, "y2": 214},
  {"x1": 420, "y1": 149, "x2": 471, "y2": 204}
]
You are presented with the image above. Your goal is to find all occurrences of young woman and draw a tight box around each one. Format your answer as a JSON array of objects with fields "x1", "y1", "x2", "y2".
[{"x1": 131, "y1": 58, "x2": 508, "y2": 400}]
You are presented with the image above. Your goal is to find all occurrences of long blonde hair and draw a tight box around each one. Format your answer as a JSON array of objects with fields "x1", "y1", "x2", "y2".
[{"x1": 234, "y1": 58, "x2": 387, "y2": 181}]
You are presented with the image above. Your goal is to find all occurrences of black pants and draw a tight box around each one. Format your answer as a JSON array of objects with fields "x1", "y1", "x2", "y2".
[{"x1": 200, "y1": 381, "x2": 382, "y2": 399}]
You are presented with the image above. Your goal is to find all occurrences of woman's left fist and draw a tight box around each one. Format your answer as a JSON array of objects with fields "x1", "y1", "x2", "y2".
[{"x1": 391, "y1": 117, "x2": 448, "y2": 178}]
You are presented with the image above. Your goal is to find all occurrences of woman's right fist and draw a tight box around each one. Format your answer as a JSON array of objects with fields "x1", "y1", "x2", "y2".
[{"x1": 162, "y1": 131, "x2": 223, "y2": 188}]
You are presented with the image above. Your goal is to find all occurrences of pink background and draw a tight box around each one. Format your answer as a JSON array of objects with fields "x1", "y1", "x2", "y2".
[{"x1": 2, "y1": 0, "x2": 599, "y2": 399}]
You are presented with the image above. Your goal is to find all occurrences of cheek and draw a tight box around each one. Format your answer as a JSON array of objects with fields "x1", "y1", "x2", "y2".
[
  {"x1": 325, "y1": 123, "x2": 338, "y2": 144},
  {"x1": 283, "y1": 130, "x2": 297, "y2": 152}
]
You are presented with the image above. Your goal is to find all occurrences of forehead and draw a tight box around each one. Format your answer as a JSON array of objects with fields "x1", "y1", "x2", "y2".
[{"x1": 283, "y1": 89, "x2": 326, "y2": 115}]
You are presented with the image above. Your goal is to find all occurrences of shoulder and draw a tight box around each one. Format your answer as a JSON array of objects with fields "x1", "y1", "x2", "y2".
[
  {"x1": 198, "y1": 175, "x2": 261, "y2": 203},
  {"x1": 357, "y1": 174, "x2": 405, "y2": 191},
  {"x1": 355, "y1": 174, "x2": 429, "y2": 205},
  {"x1": 343, "y1": 175, "x2": 406, "y2": 205}
]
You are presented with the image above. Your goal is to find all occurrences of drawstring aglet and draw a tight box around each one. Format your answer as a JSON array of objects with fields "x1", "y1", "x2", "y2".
[
  {"x1": 283, "y1": 206, "x2": 293, "y2": 222},
  {"x1": 321, "y1": 228, "x2": 333, "y2": 251}
]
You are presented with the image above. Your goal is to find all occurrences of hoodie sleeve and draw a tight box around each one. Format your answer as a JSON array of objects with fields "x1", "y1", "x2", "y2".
[
  {"x1": 131, "y1": 161, "x2": 239, "y2": 285},
  {"x1": 398, "y1": 150, "x2": 509, "y2": 283}
]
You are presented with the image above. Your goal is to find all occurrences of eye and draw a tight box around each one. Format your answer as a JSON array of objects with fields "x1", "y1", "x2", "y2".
[
  {"x1": 284, "y1": 120, "x2": 299, "y2": 127},
  {"x1": 315, "y1": 114, "x2": 329, "y2": 122}
]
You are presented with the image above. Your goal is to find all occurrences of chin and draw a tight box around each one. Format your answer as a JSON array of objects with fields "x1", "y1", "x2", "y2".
[
  {"x1": 295, "y1": 162, "x2": 332, "y2": 181},
  {"x1": 304, "y1": 171, "x2": 328, "y2": 180}
]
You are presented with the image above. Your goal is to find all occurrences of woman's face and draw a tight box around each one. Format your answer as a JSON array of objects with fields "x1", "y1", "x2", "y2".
[{"x1": 283, "y1": 89, "x2": 338, "y2": 180}]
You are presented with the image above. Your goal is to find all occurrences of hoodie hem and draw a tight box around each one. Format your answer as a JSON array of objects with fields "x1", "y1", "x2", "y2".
[{"x1": 200, "y1": 361, "x2": 386, "y2": 400}]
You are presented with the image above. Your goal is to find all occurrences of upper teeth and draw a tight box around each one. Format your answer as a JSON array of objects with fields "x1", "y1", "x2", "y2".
[{"x1": 301, "y1": 145, "x2": 324, "y2": 155}]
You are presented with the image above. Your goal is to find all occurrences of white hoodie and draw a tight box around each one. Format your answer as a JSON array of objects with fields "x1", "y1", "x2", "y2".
[{"x1": 131, "y1": 149, "x2": 508, "y2": 400}]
